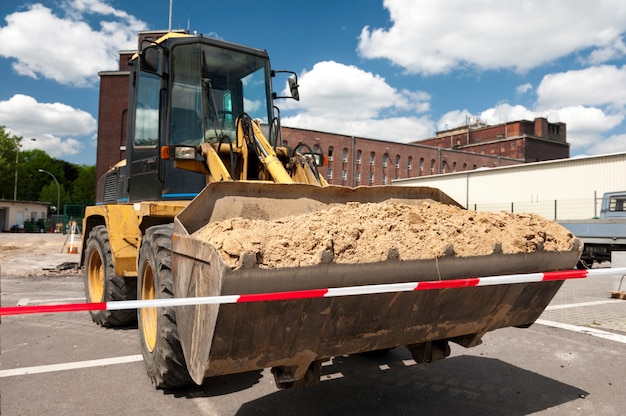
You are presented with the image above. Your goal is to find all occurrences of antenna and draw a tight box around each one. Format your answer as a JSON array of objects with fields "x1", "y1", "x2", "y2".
[{"x1": 168, "y1": 0, "x2": 173, "y2": 31}]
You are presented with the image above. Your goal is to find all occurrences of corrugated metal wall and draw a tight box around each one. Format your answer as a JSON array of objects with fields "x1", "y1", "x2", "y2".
[{"x1": 393, "y1": 152, "x2": 626, "y2": 220}]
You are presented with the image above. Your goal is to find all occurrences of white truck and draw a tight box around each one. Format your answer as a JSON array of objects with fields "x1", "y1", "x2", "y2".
[{"x1": 559, "y1": 191, "x2": 626, "y2": 267}]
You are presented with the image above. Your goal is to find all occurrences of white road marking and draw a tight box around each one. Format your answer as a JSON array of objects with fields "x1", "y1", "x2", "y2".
[
  {"x1": 545, "y1": 300, "x2": 619, "y2": 310},
  {"x1": 536, "y1": 319, "x2": 626, "y2": 344},
  {"x1": 321, "y1": 372, "x2": 344, "y2": 381},
  {"x1": 0, "y1": 354, "x2": 143, "y2": 378}
]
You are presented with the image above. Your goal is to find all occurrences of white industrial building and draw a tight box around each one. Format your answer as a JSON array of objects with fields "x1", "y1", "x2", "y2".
[{"x1": 393, "y1": 152, "x2": 626, "y2": 220}]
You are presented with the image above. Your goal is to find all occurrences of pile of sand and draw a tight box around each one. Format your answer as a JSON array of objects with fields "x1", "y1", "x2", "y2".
[{"x1": 194, "y1": 199, "x2": 579, "y2": 270}]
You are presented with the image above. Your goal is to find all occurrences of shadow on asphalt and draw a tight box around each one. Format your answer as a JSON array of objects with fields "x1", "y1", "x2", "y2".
[{"x1": 172, "y1": 347, "x2": 586, "y2": 415}]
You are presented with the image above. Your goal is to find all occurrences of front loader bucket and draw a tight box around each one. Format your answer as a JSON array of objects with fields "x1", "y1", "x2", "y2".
[{"x1": 171, "y1": 182, "x2": 581, "y2": 386}]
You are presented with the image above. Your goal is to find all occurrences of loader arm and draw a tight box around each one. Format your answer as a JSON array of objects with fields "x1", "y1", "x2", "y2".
[{"x1": 195, "y1": 114, "x2": 327, "y2": 186}]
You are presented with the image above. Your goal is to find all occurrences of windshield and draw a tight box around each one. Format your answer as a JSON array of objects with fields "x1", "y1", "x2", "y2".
[{"x1": 169, "y1": 42, "x2": 272, "y2": 146}]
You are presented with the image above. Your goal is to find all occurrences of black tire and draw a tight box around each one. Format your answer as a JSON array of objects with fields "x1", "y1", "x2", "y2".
[
  {"x1": 84, "y1": 225, "x2": 137, "y2": 327},
  {"x1": 137, "y1": 224, "x2": 192, "y2": 388}
]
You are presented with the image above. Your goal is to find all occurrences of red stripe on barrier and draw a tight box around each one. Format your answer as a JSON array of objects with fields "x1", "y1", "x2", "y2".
[
  {"x1": 237, "y1": 288, "x2": 329, "y2": 303},
  {"x1": 542, "y1": 270, "x2": 589, "y2": 281},
  {"x1": 0, "y1": 302, "x2": 106, "y2": 316},
  {"x1": 416, "y1": 278, "x2": 480, "y2": 290}
]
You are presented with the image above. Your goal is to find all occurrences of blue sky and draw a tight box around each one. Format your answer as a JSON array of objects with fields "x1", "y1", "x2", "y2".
[{"x1": 1, "y1": 0, "x2": 626, "y2": 166}]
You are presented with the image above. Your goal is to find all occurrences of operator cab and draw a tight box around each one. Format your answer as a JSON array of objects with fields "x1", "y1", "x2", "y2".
[{"x1": 124, "y1": 33, "x2": 290, "y2": 203}]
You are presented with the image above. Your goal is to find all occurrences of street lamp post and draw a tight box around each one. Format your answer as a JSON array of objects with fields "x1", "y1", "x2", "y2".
[
  {"x1": 38, "y1": 169, "x2": 61, "y2": 226},
  {"x1": 13, "y1": 144, "x2": 18, "y2": 200}
]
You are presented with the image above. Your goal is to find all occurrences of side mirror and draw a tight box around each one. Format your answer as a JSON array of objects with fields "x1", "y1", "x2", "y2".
[
  {"x1": 272, "y1": 70, "x2": 300, "y2": 101},
  {"x1": 140, "y1": 47, "x2": 160, "y2": 74},
  {"x1": 288, "y1": 77, "x2": 299, "y2": 101}
]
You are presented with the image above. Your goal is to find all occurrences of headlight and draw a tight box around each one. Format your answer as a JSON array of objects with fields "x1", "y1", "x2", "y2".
[{"x1": 173, "y1": 146, "x2": 196, "y2": 159}]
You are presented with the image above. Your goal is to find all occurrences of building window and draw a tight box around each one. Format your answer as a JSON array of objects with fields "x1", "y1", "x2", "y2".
[
  {"x1": 419, "y1": 158, "x2": 423, "y2": 174},
  {"x1": 382, "y1": 173, "x2": 387, "y2": 185},
  {"x1": 356, "y1": 150, "x2": 362, "y2": 165},
  {"x1": 342, "y1": 148, "x2": 348, "y2": 163},
  {"x1": 342, "y1": 170, "x2": 347, "y2": 181},
  {"x1": 395, "y1": 155, "x2": 400, "y2": 169},
  {"x1": 452, "y1": 161, "x2": 457, "y2": 172},
  {"x1": 356, "y1": 171, "x2": 361, "y2": 184},
  {"x1": 327, "y1": 167, "x2": 332, "y2": 180},
  {"x1": 369, "y1": 171, "x2": 374, "y2": 184},
  {"x1": 370, "y1": 152, "x2": 375, "y2": 166},
  {"x1": 313, "y1": 144, "x2": 321, "y2": 153},
  {"x1": 328, "y1": 146, "x2": 334, "y2": 161},
  {"x1": 383, "y1": 154, "x2": 388, "y2": 168},
  {"x1": 430, "y1": 159, "x2": 435, "y2": 174},
  {"x1": 462, "y1": 163, "x2": 467, "y2": 171}
]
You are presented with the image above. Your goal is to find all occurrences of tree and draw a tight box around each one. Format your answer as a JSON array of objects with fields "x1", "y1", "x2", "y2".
[
  {"x1": 0, "y1": 126, "x2": 21, "y2": 200},
  {"x1": 0, "y1": 125, "x2": 96, "y2": 209},
  {"x1": 40, "y1": 181, "x2": 69, "y2": 214},
  {"x1": 71, "y1": 165, "x2": 96, "y2": 205}
]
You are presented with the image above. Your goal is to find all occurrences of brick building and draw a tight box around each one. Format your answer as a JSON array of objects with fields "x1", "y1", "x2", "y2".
[
  {"x1": 281, "y1": 126, "x2": 521, "y2": 186},
  {"x1": 414, "y1": 117, "x2": 568, "y2": 162},
  {"x1": 95, "y1": 30, "x2": 570, "y2": 187},
  {"x1": 281, "y1": 116, "x2": 568, "y2": 186}
]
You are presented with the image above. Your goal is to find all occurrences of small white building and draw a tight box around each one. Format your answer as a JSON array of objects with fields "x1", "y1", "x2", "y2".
[
  {"x1": 393, "y1": 152, "x2": 626, "y2": 220},
  {"x1": 0, "y1": 200, "x2": 50, "y2": 232}
]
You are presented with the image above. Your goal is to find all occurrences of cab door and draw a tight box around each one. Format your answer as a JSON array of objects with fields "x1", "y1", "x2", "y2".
[{"x1": 128, "y1": 70, "x2": 163, "y2": 202}]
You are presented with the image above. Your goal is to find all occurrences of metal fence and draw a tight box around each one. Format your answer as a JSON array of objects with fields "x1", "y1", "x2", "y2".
[{"x1": 472, "y1": 196, "x2": 603, "y2": 220}]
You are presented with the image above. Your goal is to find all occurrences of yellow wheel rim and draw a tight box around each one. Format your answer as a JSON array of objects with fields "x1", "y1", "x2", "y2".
[
  {"x1": 87, "y1": 249, "x2": 104, "y2": 302},
  {"x1": 141, "y1": 261, "x2": 157, "y2": 353}
]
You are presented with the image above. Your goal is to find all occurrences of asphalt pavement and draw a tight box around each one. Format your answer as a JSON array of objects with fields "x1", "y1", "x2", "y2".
[{"x1": 1, "y1": 269, "x2": 625, "y2": 415}]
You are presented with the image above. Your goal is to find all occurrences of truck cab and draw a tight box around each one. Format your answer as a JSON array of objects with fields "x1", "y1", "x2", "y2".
[{"x1": 600, "y1": 191, "x2": 626, "y2": 219}]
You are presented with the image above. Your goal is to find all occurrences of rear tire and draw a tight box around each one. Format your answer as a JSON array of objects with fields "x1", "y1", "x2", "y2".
[
  {"x1": 138, "y1": 224, "x2": 192, "y2": 388},
  {"x1": 84, "y1": 225, "x2": 137, "y2": 327}
]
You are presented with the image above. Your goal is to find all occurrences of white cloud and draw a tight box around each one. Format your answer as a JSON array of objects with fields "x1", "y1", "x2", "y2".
[
  {"x1": 536, "y1": 65, "x2": 626, "y2": 109},
  {"x1": 0, "y1": 1, "x2": 146, "y2": 87},
  {"x1": 282, "y1": 61, "x2": 433, "y2": 142},
  {"x1": 548, "y1": 105, "x2": 623, "y2": 143},
  {"x1": 0, "y1": 94, "x2": 95, "y2": 158},
  {"x1": 516, "y1": 83, "x2": 533, "y2": 95},
  {"x1": 283, "y1": 113, "x2": 434, "y2": 144},
  {"x1": 584, "y1": 37, "x2": 626, "y2": 65},
  {"x1": 586, "y1": 133, "x2": 626, "y2": 155},
  {"x1": 358, "y1": 0, "x2": 626, "y2": 75}
]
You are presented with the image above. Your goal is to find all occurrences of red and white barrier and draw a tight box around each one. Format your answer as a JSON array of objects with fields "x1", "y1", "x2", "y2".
[{"x1": 2, "y1": 267, "x2": 625, "y2": 317}]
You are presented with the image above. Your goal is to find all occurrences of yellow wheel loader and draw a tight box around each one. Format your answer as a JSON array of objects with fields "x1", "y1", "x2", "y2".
[{"x1": 81, "y1": 32, "x2": 581, "y2": 389}]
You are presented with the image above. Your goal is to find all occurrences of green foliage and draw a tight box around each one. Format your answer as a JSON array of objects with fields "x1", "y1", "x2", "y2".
[
  {"x1": 71, "y1": 165, "x2": 96, "y2": 205},
  {"x1": 0, "y1": 126, "x2": 95, "y2": 210}
]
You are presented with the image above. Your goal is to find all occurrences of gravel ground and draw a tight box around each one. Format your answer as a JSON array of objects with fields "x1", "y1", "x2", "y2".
[{"x1": 0, "y1": 233, "x2": 82, "y2": 276}]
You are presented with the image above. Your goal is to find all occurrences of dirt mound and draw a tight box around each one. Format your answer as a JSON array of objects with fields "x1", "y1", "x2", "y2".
[{"x1": 194, "y1": 199, "x2": 579, "y2": 269}]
